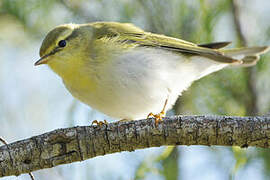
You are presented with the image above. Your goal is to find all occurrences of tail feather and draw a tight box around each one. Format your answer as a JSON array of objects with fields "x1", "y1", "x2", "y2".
[{"x1": 221, "y1": 46, "x2": 270, "y2": 67}]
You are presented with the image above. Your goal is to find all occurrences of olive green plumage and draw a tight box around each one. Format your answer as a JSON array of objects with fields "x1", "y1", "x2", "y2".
[{"x1": 39, "y1": 22, "x2": 269, "y2": 66}]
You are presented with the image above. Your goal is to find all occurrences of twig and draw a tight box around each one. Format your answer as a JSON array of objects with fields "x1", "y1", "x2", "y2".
[
  {"x1": 0, "y1": 137, "x2": 35, "y2": 180},
  {"x1": 0, "y1": 137, "x2": 8, "y2": 146},
  {"x1": 231, "y1": 0, "x2": 247, "y2": 46},
  {"x1": 231, "y1": 0, "x2": 258, "y2": 115}
]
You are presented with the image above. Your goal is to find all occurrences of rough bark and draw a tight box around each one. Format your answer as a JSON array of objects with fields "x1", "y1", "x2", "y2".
[{"x1": 1, "y1": 115, "x2": 270, "y2": 177}]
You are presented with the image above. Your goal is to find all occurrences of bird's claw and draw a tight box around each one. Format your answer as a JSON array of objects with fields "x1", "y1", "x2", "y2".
[
  {"x1": 92, "y1": 120, "x2": 108, "y2": 126},
  {"x1": 147, "y1": 111, "x2": 165, "y2": 126},
  {"x1": 147, "y1": 98, "x2": 168, "y2": 126}
]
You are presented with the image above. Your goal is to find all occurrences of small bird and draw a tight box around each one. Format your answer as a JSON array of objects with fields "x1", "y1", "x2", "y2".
[{"x1": 35, "y1": 22, "x2": 269, "y2": 123}]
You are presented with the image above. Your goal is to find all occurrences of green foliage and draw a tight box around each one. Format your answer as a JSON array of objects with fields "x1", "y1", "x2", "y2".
[
  {"x1": 258, "y1": 149, "x2": 270, "y2": 178},
  {"x1": 160, "y1": 147, "x2": 179, "y2": 180},
  {"x1": 231, "y1": 147, "x2": 248, "y2": 177},
  {"x1": 135, "y1": 147, "x2": 178, "y2": 180}
]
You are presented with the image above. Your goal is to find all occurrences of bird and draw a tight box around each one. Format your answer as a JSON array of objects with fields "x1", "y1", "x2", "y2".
[{"x1": 35, "y1": 22, "x2": 270, "y2": 124}]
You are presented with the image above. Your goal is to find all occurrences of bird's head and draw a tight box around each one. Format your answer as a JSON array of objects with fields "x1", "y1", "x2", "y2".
[{"x1": 35, "y1": 24, "x2": 94, "y2": 77}]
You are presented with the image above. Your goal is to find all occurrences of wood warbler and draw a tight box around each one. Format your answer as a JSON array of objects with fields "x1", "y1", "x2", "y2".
[{"x1": 35, "y1": 22, "x2": 269, "y2": 122}]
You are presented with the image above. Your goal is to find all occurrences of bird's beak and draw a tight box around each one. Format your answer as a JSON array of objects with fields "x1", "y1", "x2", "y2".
[
  {"x1": 34, "y1": 53, "x2": 54, "y2": 66},
  {"x1": 35, "y1": 56, "x2": 48, "y2": 66},
  {"x1": 35, "y1": 48, "x2": 61, "y2": 66}
]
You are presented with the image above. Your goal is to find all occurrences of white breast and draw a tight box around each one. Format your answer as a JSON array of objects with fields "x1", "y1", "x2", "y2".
[{"x1": 65, "y1": 48, "x2": 228, "y2": 120}]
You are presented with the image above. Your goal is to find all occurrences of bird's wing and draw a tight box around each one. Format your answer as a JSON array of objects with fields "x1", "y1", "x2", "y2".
[
  {"x1": 198, "y1": 42, "x2": 231, "y2": 49},
  {"x1": 90, "y1": 22, "x2": 239, "y2": 64}
]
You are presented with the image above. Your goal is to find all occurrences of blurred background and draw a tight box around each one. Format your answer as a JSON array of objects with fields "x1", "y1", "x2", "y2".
[{"x1": 0, "y1": 0, "x2": 270, "y2": 179}]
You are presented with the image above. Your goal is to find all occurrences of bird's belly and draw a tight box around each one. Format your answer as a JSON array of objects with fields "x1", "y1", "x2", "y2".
[
  {"x1": 64, "y1": 48, "x2": 227, "y2": 120},
  {"x1": 65, "y1": 78, "x2": 175, "y2": 120}
]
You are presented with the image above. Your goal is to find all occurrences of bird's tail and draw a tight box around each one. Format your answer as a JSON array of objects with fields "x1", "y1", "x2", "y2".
[{"x1": 221, "y1": 46, "x2": 270, "y2": 67}]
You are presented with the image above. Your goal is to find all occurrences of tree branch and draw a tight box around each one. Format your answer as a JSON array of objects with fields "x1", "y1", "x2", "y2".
[
  {"x1": 231, "y1": 0, "x2": 247, "y2": 46},
  {"x1": 1, "y1": 115, "x2": 270, "y2": 177},
  {"x1": 231, "y1": 0, "x2": 258, "y2": 115}
]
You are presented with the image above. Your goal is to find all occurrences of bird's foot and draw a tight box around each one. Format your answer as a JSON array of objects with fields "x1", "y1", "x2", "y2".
[
  {"x1": 147, "y1": 98, "x2": 168, "y2": 126},
  {"x1": 91, "y1": 120, "x2": 108, "y2": 126},
  {"x1": 147, "y1": 111, "x2": 165, "y2": 126}
]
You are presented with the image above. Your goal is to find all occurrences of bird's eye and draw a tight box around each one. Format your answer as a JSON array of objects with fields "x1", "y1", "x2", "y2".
[{"x1": 58, "y1": 40, "x2": 66, "y2": 47}]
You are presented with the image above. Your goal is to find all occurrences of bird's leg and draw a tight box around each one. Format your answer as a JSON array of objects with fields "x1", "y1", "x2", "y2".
[
  {"x1": 147, "y1": 98, "x2": 168, "y2": 126},
  {"x1": 91, "y1": 120, "x2": 108, "y2": 126}
]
